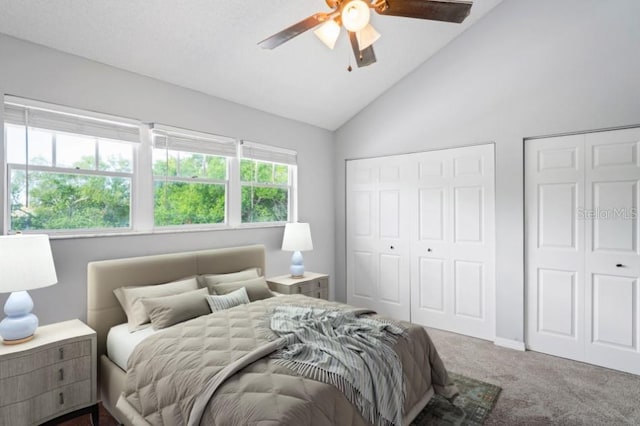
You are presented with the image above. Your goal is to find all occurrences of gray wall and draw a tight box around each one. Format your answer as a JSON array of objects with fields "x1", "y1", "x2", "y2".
[
  {"x1": 334, "y1": 0, "x2": 640, "y2": 343},
  {"x1": 0, "y1": 34, "x2": 335, "y2": 325}
]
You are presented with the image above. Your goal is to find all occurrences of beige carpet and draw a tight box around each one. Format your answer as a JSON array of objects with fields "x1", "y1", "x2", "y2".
[{"x1": 427, "y1": 328, "x2": 640, "y2": 425}]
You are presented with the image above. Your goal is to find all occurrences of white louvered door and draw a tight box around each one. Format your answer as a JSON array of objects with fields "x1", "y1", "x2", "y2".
[{"x1": 526, "y1": 127, "x2": 640, "y2": 375}]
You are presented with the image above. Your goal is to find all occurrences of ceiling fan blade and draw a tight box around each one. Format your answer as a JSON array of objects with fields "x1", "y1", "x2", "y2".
[
  {"x1": 375, "y1": 0, "x2": 472, "y2": 23},
  {"x1": 349, "y1": 32, "x2": 377, "y2": 67},
  {"x1": 258, "y1": 13, "x2": 330, "y2": 49}
]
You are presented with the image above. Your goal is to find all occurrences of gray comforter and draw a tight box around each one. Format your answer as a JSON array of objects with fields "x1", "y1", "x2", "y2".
[{"x1": 117, "y1": 295, "x2": 457, "y2": 426}]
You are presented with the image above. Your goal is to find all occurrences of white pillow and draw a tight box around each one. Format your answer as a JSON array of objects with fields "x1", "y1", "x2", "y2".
[
  {"x1": 114, "y1": 277, "x2": 199, "y2": 332},
  {"x1": 206, "y1": 287, "x2": 250, "y2": 312}
]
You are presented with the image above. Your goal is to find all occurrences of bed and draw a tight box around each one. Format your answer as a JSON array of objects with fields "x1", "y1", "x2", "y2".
[{"x1": 87, "y1": 244, "x2": 457, "y2": 425}]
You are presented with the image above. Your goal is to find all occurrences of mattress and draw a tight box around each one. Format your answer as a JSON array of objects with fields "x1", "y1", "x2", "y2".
[{"x1": 106, "y1": 323, "x2": 159, "y2": 371}]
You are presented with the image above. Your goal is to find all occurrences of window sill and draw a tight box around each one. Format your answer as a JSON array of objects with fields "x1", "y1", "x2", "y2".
[{"x1": 13, "y1": 222, "x2": 287, "y2": 240}]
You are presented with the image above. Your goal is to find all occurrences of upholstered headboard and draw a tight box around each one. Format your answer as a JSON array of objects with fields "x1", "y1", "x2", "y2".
[{"x1": 87, "y1": 245, "x2": 266, "y2": 360}]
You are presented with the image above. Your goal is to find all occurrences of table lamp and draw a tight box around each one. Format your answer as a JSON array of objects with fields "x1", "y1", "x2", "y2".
[
  {"x1": 0, "y1": 234, "x2": 58, "y2": 344},
  {"x1": 282, "y1": 223, "x2": 313, "y2": 278}
]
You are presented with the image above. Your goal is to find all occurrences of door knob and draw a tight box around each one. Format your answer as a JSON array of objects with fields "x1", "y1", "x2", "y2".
[
  {"x1": 390, "y1": 245, "x2": 395, "y2": 250},
  {"x1": 427, "y1": 248, "x2": 432, "y2": 252},
  {"x1": 616, "y1": 264, "x2": 624, "y2": 268}
]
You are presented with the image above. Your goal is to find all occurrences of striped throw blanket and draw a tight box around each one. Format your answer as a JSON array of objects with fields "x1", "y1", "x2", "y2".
[{"x1": 270, "y1": 305, "x2": 407, "y2": 426}]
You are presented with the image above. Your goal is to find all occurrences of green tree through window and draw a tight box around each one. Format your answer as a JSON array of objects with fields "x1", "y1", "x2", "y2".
[
  {"x1": 240, "y1": 159, "x2": 290, "y2": 223},
  {"x1": 10, "y1": 156, "x2": 131, "y2": 231},
  {"x1": 152, "y1": 149, "x2": 228, "y2": 226},
  {"x1": 5, "y1": 117, "x2": 135, "y2": 232}
]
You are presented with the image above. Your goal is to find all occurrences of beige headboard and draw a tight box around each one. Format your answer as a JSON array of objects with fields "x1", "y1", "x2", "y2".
[{"x1": 87, "y1": 244, "x2": 266, "y2": 359}]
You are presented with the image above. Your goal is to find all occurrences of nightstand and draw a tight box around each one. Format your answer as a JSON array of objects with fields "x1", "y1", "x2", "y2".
[
  {"x1": 267, "y1": 272, "x2": 329, "y2": 299},
  {"x1": 0, "y1": 319, "x2": 98, "y2": 426}
]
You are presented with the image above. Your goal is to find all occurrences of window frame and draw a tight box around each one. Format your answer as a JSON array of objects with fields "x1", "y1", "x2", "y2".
[
  {"x1": 3, "y1": 105, "x2": 139, "y2": 235},
  {"x1": 7, "y1": 164, "x2": 136, "y2": 235},
  {"x1": 151, "y1": 147, "x2": 230, "y2": 230},
  {"x1": 239, "y1": 158, "x2": 296, "y2": 225}
]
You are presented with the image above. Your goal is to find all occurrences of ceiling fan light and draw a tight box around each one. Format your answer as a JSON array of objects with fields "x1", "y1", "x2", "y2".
[
  {"x1": 341, "y1": 0, "x2": 370, "y2": 32},
  {"x1": 314, "y1": 19, "x2": 341, "y2": 50},
  {"x1": 356, "y1": 24, "x2": 380, "y2": 50}
]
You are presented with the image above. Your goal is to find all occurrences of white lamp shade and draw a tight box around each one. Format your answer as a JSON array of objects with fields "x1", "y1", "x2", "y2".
[
  {"x1": 314, "y1": 20, "x2": 341, "y2": 50},
  {"x1": 0, "y1": 234, "x2": 58, "y2": 292},
  {"x1": 282, "y1": 223, "x2": 313, "y2": 252},
  {"x1": 356, "y1": 24, "x2": 381, "y2": 50}
]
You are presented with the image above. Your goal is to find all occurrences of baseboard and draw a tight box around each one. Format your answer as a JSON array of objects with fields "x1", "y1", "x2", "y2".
[{"x1": 494, "y1": 337, "x2": 526, "y2": 351}]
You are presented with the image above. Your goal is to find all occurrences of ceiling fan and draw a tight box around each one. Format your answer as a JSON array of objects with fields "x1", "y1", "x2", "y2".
[{"x1": 258, "y1": 0, "x2": 473, "y2": 69}]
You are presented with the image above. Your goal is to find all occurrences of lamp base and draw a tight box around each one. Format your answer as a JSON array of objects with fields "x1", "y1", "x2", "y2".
[
  {"x1": 0, "y1": 291, "x2": 39, "y2": 344},
  {"x1": 2, "y1": 335, "x2": 34, "y2": 345},
  {"x1": 290, "y1": 251, "x2": 305, "y2": 278}
]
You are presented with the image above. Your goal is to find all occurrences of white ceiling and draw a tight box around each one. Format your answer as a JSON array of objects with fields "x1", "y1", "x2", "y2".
[{"x1": 0, "y1": 0, "x2": 502, "y2": 130}]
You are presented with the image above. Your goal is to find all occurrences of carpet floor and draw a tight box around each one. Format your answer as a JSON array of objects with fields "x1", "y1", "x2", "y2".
[{"x1": 427, "y1": 328, "x2": 640, "y2": 425}]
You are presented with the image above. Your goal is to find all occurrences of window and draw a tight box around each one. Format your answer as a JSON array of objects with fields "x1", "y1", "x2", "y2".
[
  {"x1": 151, "y1": 125, "x2": 236, "y2": 227},
  {"x1": 240, "y1": 141, "x2": 296, "y2": 223},
  {"x1": 2, "y1": 97, "x2": 298, "y2": 235},
  {"x1": 4, "y1": 98, "x2": 139, "y2": 232}
]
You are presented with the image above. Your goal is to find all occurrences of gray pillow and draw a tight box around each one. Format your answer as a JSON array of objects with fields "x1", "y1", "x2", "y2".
[
  {"x1": 207, "y1": 277, "x2": 273, "y2": 302},
  {"x1": 206, "y1": 287, "x2": 250, "y2": 312},
  {"x1": 114, "y1": 276, "x2": 199, "y2": 332},
  {"x1": 198, "y1": 268, "x2": 260, "y2": 287},
  {"x1": 141, "y1": 288, "x2": 210, "y2": 330}
]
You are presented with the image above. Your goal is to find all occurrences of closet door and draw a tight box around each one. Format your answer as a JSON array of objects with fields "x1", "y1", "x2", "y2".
[
  {"x1": 410, "y1": 144, "x2": 495, "y2": 340},
  {"x1": 584, "y1": 128, "x2": 640, "y2": 375},
  {"x1": 346, "y1": 144, "x2": 495, "y2": 337},
  {"x1": 346, "y1": 155, "x2": 411, "y2": 321},
  {"x1": 525, "y1": 135, "x2": 586, "y2": 360},
  {"x1": 526, "y1": 127, "x2": 640, "y2": 375}
]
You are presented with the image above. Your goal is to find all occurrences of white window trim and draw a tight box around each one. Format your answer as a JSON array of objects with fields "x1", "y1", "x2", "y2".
[
  {"x1": 3, "y1": 97, "x2": 143, "y2": 235},
  {"x1": 239, "y1": 139, "x2": 297, "y2": 224},
  {"x1": 151, "y1": 124, "x2": 233, "y2": 229}
]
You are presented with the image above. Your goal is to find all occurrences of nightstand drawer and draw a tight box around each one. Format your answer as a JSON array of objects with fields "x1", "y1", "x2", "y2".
[
  {"x1": 289, "y1": 278, "x2": 329, "y2": 294},
  {"x1": 303, "y1": 288, "x2": 329, "y2": 300},
  {"x1": 0, "y1": 355, "x2": 91, "y2": 406},
  {"x1": 308, "y1": 277, "x2": 328, "y2": 291},
  {"x1": 0, "y1": 379, "x2": 92, "y2": 425},
  {"x1": 0, "y1": 340, "x2": 90, "y2": 379}
]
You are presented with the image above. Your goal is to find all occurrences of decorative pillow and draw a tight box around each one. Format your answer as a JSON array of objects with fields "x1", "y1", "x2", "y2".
[
  {"x1": 207, "y1": 276, "x2": 273, "y2": 302},
  {"x1": 141, "y1": 288, "x2": 210, "y2": 330},
  {"x1": 114, "y1": 277, "x2": 199, "y2": 332},
  {"x1": 198, "y1": 268, "x2": 261, "y2": 287},
  {"x1": 206, "y1": 287, "x2": 250, "y2": 312}
]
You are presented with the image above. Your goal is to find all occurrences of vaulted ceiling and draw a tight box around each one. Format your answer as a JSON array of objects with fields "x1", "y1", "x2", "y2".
[{"x1": 0, "y1": 0, "x2": 502, "y2": 130}]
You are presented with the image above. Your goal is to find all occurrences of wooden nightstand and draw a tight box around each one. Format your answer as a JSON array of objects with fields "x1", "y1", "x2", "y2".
[
  {"x1": 267, "y1": 272, "x2": 330, "y2": 300},
  {"x1": 0, "y1": 319, "x2": 98, "y2": 426}
]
